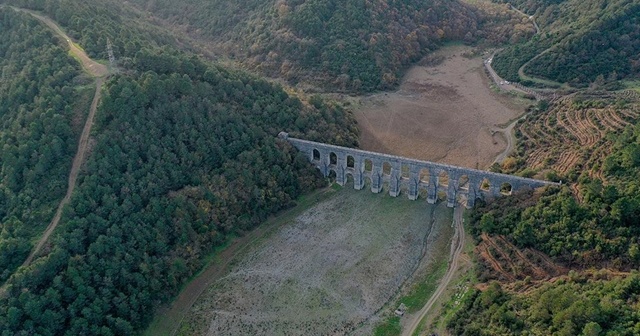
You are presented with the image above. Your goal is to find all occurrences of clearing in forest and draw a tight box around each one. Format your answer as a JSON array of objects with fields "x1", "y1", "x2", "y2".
[
  {"x1": 179, "y1": 187, "x2": 452, "y2": 336},
  {"x1": 475, "y1": 233, "x2": 567, "y2": 287}
]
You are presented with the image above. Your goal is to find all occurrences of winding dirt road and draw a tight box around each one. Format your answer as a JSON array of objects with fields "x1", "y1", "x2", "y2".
[
  {"x1": 492, "y1": 113, "x2": 529, "y2": 164},
  {"x1": 12, "y1": 7, "x2": 108, "y2": 77},
  {"x1": 403, "y1": 206, "x2": 465, "y2": 336},
  {"x1": 11, "y1": 7, "x2": 108, "y2": 268}
]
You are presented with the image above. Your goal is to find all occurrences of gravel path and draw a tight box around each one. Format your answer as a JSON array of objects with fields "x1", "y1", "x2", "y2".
[{"x1": 403, "y1": 206, "x2": 465, "y2": 336}]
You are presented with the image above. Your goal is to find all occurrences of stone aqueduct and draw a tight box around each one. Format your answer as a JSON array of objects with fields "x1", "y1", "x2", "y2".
[{"x1": 279, "y1": 132, "x2": 559, "y2": 208}]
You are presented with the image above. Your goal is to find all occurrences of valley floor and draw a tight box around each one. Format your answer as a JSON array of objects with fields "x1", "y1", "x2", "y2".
[
  {"x1": 353, "y1": 45, "x2": 532, "y2": 169},
  {"x1": 174, "y1": 187, "x2": 453, "y2": 335}
]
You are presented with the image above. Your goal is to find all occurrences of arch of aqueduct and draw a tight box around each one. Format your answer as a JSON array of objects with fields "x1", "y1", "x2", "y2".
[{"x1": 279, "y1": 132, "x2": 559, "y2": 208}]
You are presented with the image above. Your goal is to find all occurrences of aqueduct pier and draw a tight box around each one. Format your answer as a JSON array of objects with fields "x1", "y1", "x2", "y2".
[{"x1": 279, "y1": 132, "x2": 559, "y2": 208}]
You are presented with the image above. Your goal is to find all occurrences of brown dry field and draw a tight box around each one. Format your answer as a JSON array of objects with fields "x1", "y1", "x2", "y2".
[{"x1": 353, "y1": 45, "x2": 528, "y2": 169}]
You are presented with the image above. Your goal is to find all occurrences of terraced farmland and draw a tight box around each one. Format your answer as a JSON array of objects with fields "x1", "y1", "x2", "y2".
[{"x1": 514, "y1": 91, "x2": 640, "y2": 181}]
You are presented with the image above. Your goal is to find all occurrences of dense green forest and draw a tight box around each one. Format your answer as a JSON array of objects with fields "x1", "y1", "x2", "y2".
[
  {"x1": 492, "y1": 0, "x2": 640, "y2": 86},
  {"x1": 449, "y1": 272, "x2": 640, "y2": 335},
  {"x1": 1, "y1": 60, "x2": 356, "y2": 334},
  {"x1": 125, "y1": 0, "x2": 521, "y2": 92},
  {"x1": 0, "y1": 8, "x2": 92, "y2": 282},
  {"x1": 494, "y1": 0, "x2": 566, "y2": 13},
  {"x1": 0, "y1": 1, "x2": 358, "y2": 334},
  {"x1": 3, "y1": 0, "x2": 537, "y2": 92}
]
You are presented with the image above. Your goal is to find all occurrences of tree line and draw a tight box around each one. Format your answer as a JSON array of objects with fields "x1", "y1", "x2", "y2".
[
  {"x1": 449, "y1": 272, "x2": 640, "y2": 335},
  {"x1": 452, "y1": 98, "x2": 640, "y2": 334}
]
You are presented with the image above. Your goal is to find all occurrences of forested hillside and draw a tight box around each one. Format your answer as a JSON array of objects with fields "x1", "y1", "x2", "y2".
[
  {"x1": 127, "y1": 0, "x2": 509, "y2": 92},
  {"x1": 450, "y1": 273, "x2": 640, "y2": 335},
  {"x1": 494, "y1": 0, "x2": 566, "y2": 13},
  {"x1": 0, "y1": 1, "x2": 358, "y2": 334},
  {"x1": 480, "y1": 93, "x2": 640, "y2": 268},
  {"x1": 0, "y1": 8, "x2": 92, "y2": 282},
  {"x1": 450, "y1": 95, "x2": 640, "y2": 334},
  {"x1": 1, "y1": 0, "x2": 181, "y2": 62},
  {"x1": 492, "y1": 0, "x2": 640, "y2": 86}
]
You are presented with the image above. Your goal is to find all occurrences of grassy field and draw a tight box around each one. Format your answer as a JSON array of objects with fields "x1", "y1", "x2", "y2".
[{"x1": 177, "y1": 185, "x2": 453, "y2": 335}]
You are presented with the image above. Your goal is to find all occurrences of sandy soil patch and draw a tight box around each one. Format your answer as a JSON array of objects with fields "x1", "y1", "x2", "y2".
[
  {"x1": 353, "y1": 45, "x2": 528, "y2": 169},
  {"x1": 180, "y1": 187, "x2": 451, "y2": 335}
]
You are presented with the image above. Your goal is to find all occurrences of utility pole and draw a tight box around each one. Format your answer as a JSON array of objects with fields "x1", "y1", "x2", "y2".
[{"x1": 106, "y1": 38, "x2": 115, "y2": 68}]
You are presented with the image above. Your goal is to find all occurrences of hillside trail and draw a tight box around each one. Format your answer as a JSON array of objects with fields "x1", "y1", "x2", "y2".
[
  {"x1": 506, "y1": 3, "x2": 572, "y2": 90},
  {"x1": 508, "y1": 4, "x2": 539, "y2": 34},
  {"x1": 8, "y1": 7, "x2": 109, "y2": 269},
  {"x1": 403, "y1": 206, "x2": 465, "y2": 336},
  {"x1": 10, "y1": 6, "x2": 108, "y2": 77},
  {"x1": 21, "y1": 77, "x2": 104, "y2": 268},
  {"x1": 492, "y1": 112, "x2": 530, "y2": 164},
  {"x1": 517, "y1": 47, "x2": 568, "y2": 88}
]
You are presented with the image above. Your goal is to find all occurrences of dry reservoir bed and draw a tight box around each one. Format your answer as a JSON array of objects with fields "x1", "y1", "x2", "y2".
[
  {"x1": 181, "y1": 187, "x2": 452, "y2": 335},
  {"x1": 354, "y1": 45, "x2": 528, "y2": 169}
]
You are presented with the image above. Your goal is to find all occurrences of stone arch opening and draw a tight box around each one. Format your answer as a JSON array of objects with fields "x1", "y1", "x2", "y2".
[
  {"x1": 313, "y1": 149, "x2": 320, "y2": 161},
  {"x1": 418, "y1": 186, "x2": 428, "y2": 199},
  {"x1": 347, "y1": 155, "x2": 355, "y2": 169},
  {"x1": 363, "y1": 175, "x2": 373, "y2": 188},
  {"x1": 480, "y1": 178, "x2": 491, "y2": 191},
  {"x1": 419, "y1": 168, "x2": 430, "y2": 184},
  {"x1": 381, "y1": 179, "x2": 390, "y2": 193},
  {"x1": 329, "y1": 152, "x2": 337, "y2": 165},
  {"x1": 328, "y1": 169, "x2": 337, "y2": 181},
  {"x1": 456, "y1": 191, "x2": 467, "y2": 207},
  {"x1": 458, "y1": 175, "x2": 470, "y2": 190},
  {"x1": 401, "y1": 164, "x2": 410, "y2": 179},
  {"x1": 500, "y1": 182, "x2": 513, "y2": 195},
  {"x1": 364, "y1": 159, "x2": 373, "y2": 172},
  {"x1": 345, "y1": 173, "x2": 355, "y2": 188},
  {"x1": 438, "y1": 170, "x2": 449, "y2": 187},
  {"x1": 437, "y1": 189, "x2": 448, "y2": 201},
  {"x1": 383, "y1": 162, "x2": 392, "y2": 175}
]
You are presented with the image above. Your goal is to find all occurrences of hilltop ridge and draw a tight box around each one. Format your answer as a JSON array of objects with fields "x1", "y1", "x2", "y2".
[{"x1": 492, "y1": 0, "x2": 640, "y2": 87}]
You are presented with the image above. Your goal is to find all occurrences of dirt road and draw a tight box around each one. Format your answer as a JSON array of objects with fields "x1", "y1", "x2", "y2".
[
  {"x1": 492, "y1": 114, "x2": 527, "y2": 164},
  {"x1": 22, "y1": 77, "x2": 103, "y2": 267},
  {"x1": 11, "y1": 7, "x2": 108, "y2": 77},
  {"x1": 11, "y1": 7, "x2": 108, "y2": 268},
  {"x1": 402, "y1": 206, "x2": 465, "y2": 336}
]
